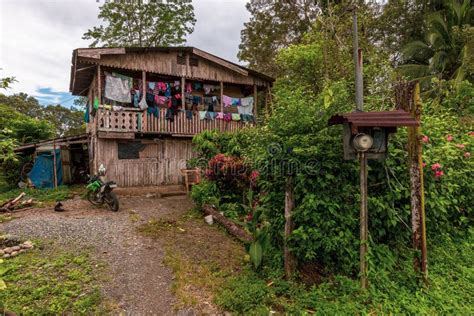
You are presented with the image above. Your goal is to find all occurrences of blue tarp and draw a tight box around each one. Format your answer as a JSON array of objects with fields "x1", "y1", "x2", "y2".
[{"x1": 28, "y1": 149, "x2": 63, "y2": 188}]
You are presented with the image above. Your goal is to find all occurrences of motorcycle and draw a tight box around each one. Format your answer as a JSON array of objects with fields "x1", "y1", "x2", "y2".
[{"x1": 86, "y1": 165, "x2": 119, "y2": 212}]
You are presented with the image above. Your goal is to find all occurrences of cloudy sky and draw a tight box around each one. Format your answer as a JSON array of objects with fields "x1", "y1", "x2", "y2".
[{"x1": 0, "y1": 0, "x2": 250, "y2": 107}]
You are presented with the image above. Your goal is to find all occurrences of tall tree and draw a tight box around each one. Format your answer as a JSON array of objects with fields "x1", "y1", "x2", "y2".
[
  {"x1": 238, "y1": 0, "x2": 325, "y2": 76},
  {"x1": 83, "y1": 0, "x2": 196, "y2": 47}
]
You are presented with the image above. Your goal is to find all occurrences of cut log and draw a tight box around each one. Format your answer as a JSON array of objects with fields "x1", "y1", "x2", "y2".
[
  {"x1": 202, "y1": 204, "x2": 253, "y2": 242},
  {"x1": 1, "y1": 192, "x2": 26, "y2": 210}
]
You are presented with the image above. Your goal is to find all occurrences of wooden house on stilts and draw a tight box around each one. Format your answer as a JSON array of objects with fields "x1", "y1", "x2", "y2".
[{"x1": 69, "y1": 47, "x2": 273, "y2": 188}]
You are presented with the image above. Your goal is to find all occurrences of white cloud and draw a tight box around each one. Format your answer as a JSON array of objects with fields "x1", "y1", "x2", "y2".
[{"x1": 0, "y1": 0, "x2": 250, "y2": 105}]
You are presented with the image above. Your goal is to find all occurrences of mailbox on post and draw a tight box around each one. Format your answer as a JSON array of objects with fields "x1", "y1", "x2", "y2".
[{"x1": 328, "y1": 110, "x2": 419, "y2": 160}]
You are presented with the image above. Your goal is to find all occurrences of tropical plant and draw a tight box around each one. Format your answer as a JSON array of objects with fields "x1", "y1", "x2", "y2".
[{"x1": 399, "y1": 0, "x2": 473, "y2": 87}]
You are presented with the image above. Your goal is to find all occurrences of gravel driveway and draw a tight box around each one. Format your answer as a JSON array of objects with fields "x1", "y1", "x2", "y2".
[{"x1": 0, "y1": 195, "x2": 195, "y2": 315}]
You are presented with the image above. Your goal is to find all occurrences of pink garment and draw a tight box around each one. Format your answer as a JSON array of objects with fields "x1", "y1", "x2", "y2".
[
  {"x1": 185, "y1": 83, "x2": 192, "y2": 93},
  {"x1": 155, "y1": 95, "x2": 168, "y2": 105},
  {"x1": 216, "y1": 112, "x2": 224, "y2": 120},
  {"x1": 223, "y1": 95, "x2": 232, "y2": 107},
  {"x1": 157, "y1": 82, "x2": 167, "y2": 92}
]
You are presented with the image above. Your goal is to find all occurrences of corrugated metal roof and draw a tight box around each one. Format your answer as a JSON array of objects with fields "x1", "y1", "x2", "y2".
[{"x1": 328, "y1": 110, "x2": 419, "y2": 132}]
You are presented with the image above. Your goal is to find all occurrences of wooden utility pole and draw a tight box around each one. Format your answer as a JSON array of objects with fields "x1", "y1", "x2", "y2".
[
  {"x1": 408, "y1": 82, "x2": 428, "y2": 282},
  {"x1": 359, "y1": 151, "x2": 368, "y2": 288},
  {"x1": 284, "y1": 176, "x2": 296, "y2": 278}
]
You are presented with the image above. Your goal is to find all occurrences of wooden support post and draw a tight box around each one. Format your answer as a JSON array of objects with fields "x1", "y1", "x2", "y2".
[
  {"x1": 52, "y1": 140, "x2": 58, "y2": 189},
  {"x1": 408, "y1": 82, "x2": 428, "y2": 282},
  {"x1": 253, "y1": 84, "x2": 258, "y2": 121},
  {"x1": 220, "y1": 81, "x2": 224, "y2": 129},
  {"x1": 97, "y1": 65, "x2": 101, "y2": 104},
  {"x1": 284, "y1": 176, "x2": 296, "y2": 279},
  {"x1": 142, "y1": 71, "x2": 147, "y2": 132},
  {"x1": 181, "y1": 76, "x2": 186, "y2": 108},
  {"x1": 359, "y1": 151, "x2": 368, "y2": 289}
]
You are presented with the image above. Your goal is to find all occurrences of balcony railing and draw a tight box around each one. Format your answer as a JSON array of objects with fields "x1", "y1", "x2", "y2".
[{"x1": 96, "y1": 107, "x2": 250, "y2": 136}]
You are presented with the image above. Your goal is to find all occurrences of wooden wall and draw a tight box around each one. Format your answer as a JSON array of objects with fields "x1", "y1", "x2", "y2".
[
  {"x1": 80, "y1": 51, "x2": 270, "y2": 87},
  {"x1": 96, "y1": 138, "x2": 196, "y2": 187}
]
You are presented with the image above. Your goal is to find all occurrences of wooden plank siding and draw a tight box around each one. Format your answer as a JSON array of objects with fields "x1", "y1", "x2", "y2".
[
  {"x1": 97, "y1": 138, "x2": 196, "y2": 187},
  {"x1": 79, "y1": 51, "x2": 269, "y2": 87}
]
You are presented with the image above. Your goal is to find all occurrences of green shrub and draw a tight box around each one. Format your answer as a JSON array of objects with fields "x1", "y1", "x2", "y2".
[{"x1": 190, "y1": 179, "x2": 219, "y2": 208}]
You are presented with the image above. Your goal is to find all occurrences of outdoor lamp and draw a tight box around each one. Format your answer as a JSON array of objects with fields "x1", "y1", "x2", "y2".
[{"x1": 353, "y1": 133, "x2": 373, "y2": 152}]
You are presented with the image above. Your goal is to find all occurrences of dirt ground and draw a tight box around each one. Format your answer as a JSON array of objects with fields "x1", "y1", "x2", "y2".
[{"x1": 0, "y1": 194, "x2": 243, "y2": 315}]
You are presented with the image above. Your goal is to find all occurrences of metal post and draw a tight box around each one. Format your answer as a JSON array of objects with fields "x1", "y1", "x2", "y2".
[
  {"x1": 359, "y1": 151, "x2": 368, "y2": 289},
  {"x1": 352, "y1": 7, "x2": 363, "y2": 111}
]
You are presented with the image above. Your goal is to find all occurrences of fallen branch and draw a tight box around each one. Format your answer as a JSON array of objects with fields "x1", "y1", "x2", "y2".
[{"x1": 202, "y1": 204, "x2": 253, "y2": 243}]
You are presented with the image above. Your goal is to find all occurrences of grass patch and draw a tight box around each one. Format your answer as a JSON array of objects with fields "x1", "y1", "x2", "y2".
[
  {"x1": 0, "y1": 242, "x2": 108, "y2": 314},
  {"x1": 0, "y1": 185, "x2": 84, "y2": 206},
  {"x1": 214, "y1": 232, "x2": 474, "y2": 314},
  {"x1": 0, "y1": 214, "x2": 13, "y2": 223},
  {"x1": 137, "y1": 209, "x2": 246, "y2": 313}
]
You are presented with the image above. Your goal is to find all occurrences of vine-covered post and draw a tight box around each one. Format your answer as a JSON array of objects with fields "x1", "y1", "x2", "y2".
[
  {"x1": 284, "y1": 175, "x2": 296, "y2": 278},
  {"x1": 408, "y1": 82, "x2": 428, "y2": 282},
  {"x1": 359, "y1": 151, "x2": 368, "y2": 289}
]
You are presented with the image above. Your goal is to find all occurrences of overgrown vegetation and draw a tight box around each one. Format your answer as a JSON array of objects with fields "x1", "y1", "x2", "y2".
[
  {"x1": 0, "y1": 185, "x2": 82, "y2": 206},
  {"x1": 0, "y1": 243, "x2": 107, "y2": 314},
  {"x1": 189, "y1": 1, "x2": 473, "y2": 313}
]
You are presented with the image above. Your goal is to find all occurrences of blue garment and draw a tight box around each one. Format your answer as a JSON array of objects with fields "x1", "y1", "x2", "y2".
[
  {"x1": 133, "y1": 90, "x2": 140, "y2": 107},
  {"x1": 146, "y1": 92, "x2": 155, "y2": 107},
  {"x1": 84, "y1": 106, "x2": 90, "y2": 123},
  {"x1": 165, "y1": 83, "x2": 172, "y2": 97},
  {"x1": 186, "y1": 110, "x2": 193, "y2": 120},
  {"x1": 240, "y1": 114, "x2": 255, "y2": 122},
  {"x1": 147, "y1": 106, "x2": 159, "y2": 118}
]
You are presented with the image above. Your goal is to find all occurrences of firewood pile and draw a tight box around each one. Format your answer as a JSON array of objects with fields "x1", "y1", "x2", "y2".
[{"x1": 0, "y1": 192, "x2": 34, "y2": 212}]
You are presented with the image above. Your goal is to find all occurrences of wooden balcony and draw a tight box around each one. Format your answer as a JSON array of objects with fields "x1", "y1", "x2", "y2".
[{"x1": 96, "y1": 107, "x2": 250, "y2": 137}]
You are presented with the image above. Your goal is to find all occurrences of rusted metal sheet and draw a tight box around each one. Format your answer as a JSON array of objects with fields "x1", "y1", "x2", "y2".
[{"x1": 328, "y1": 110, "x2": 419, "y2": 134}]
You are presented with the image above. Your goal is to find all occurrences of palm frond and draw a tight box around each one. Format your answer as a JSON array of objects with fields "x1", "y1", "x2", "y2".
[{"x1": 401, "y1": 41, "x2": 433, "y2": 62}]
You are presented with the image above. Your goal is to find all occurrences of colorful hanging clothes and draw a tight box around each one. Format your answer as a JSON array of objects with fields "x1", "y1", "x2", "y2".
[
  {"x1": 223, "y1": 95, "x2": 232, "y2": 107},
  {"x1": 224, "y1": 113, "x2": 232, "y2": 122},
  {"x1": 203, "y1": 84, "x2": 215, "y2": 94},
  {"x1": 104, "y1": 72, "x2": 132, "y2": 103},
  {"x1": 199, "y1": 111, "x2": 207, "y2": 120},
  {"x1": 186, "y1": 110, "x2": 193, "y2": 120},
  {"x1": 238, "y1": 96, "x2": 254, "y2": 115},
  {"x1": 133, "y1": 90, "x2": 140, "y2": 107},
  {"x1": 84, "y1": 106, "x2": 90, "y2": 123},
  {"x1": 216, "y1": 112, "x2": 224, "y2": 120},
  {"x1": 231, "y1": 113, "x2": 241, "y2": 121},
  {"x1": 231, "y1": 98, "x2": 241, "y2": 106}
]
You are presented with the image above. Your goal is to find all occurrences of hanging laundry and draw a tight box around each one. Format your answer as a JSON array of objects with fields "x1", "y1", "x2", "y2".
[
  {"x1": 84, "y1": 106, "x2": 90, "y2": 123},
  {"x1": 186, "y1": 110, "x2": 193, "y2": 120},
  {"x1": 146, "y1": 92, "x2": 156, "y2": 107},
  {"x1": 185, "y1": 83, "x2": 192, "y2": 93},
  {"x1": 112, "y1": 105, "x2": 124, "y2": 111},
  {"x1": 231, "y1": 113, "x2": 241, "y2": 121},
  {"x1": 138, "y1": 95, "x2": 148, "y2": 111},
  {"x1": 238, "y1": 96, "x2": 254, "y2": 115},
  {"x1": 104, "y1": 72, "x2": 132, "y2": 103},
  {"x1": 216, "y1": 112, "x2": 224, "y2": 120},
  {"x1": 232, "y1": 98, "x2": 241, "y2": 106},
  {"x1": 240, "y1": 114, "x2": 254, "y2": 122},
  {"x1": 133, "y1": 90, "x2": 140, "y2": 107},
  {"x1": 223, "y1": 113, "x2": 232, "y2": 122},
  {"x1": 148, "y1": 82, "x2": 156, "y2": 91},
  {"x1": 165, "y1": 83, "x2": 172, "y2": 97},
  {"x1": 192, "y1": 96, "x2": 202, "y2": 106},
  {"x1": 93, "y1": 97, "x2": 100, "y2": 110},
  {"x1": 223, "y1": 95, "x2": 232, "y2": 107},
  {"x1": 147, "y1": 106, "x2": 159, "y2": 118},
  {"x1": 199, "y1": 111, "x2": 207, "y2": 120},
  {"x1": 193, "y1": 82, "x2": 202, "y2": 91},
  {"x1": 203, "y1": 84, "x2": 215, "y2": 94}
]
